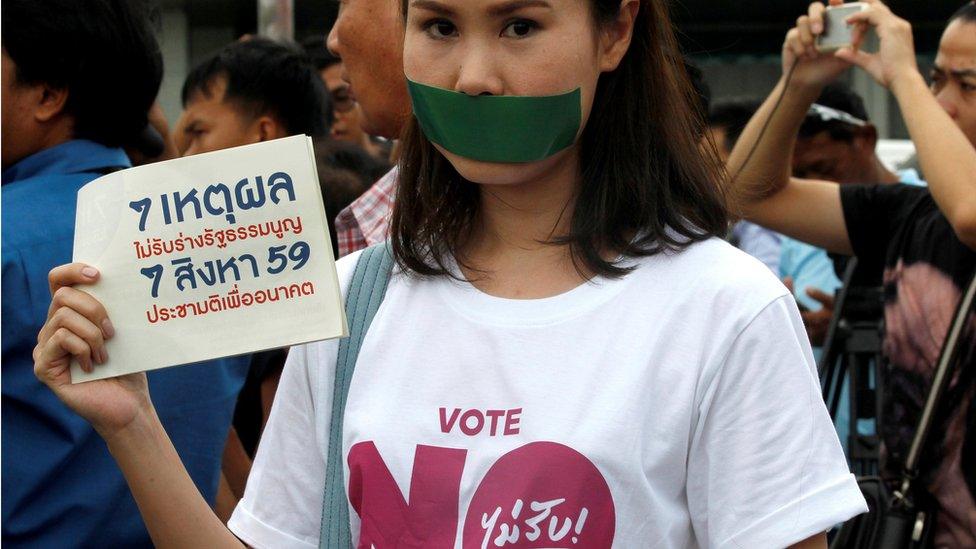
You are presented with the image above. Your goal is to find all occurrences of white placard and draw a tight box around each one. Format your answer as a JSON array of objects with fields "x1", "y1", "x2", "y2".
[{"x1": 71, "y1": 136, "x2": 347, "y2": 382}]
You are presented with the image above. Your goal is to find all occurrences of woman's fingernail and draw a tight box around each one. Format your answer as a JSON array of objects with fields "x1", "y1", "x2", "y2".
[
  {"x1": 102, "y1": 319, "x2": 115, "y2": 339},
  {"x1": 101, "y1": 348, "x2": 109, "y2": 364},
  {"x1": 93, "y1": 349, "x2": 103, "y2": 365},
  {"x1": 82, "y1": 266, "x2": 99, "y2": 278}
]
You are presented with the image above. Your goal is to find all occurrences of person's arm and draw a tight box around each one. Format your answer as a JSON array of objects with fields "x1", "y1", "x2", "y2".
[
  {"x1": 791, "y1": 533, "x2": 828, "y2": 549},
  {"x1": 687, "y1": 294, "x2": 866, "y2": 547},
  {"x1": 727, "y1": 0, "x2": 853, "y2": 255},
  {"x1": 34, "y1": 264, "x2": 244, "y2": 549},
  {"x1": 107, "y1": 408, "x2": 246, "y2": 547},
  {"x1": 838, "y1": 0, "x2": 976, "y2": 250}
]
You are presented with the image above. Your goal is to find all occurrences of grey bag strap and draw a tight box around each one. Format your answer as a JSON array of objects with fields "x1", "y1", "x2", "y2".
[{"x1": 319, "y1": 243, "x2": 394, "y2": 548}]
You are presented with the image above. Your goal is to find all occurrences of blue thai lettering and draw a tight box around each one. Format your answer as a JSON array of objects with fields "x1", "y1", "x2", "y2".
[
  {"x1": 203, "y1": 183, "x2": 236, "y2": 224},
  {"x1": 268, "y1": 172, "x2": 295, "y2": 204},
  {"x1": 235, "y1": 176, "x2": 267, "y2": 210},
  {"x1": 173, "y1": 188, "x2": 202, "y2": 222},
  {"x1": 171, "y1": 257, "x2": 196, "y2": 291},
  {"x1": 238, "y1": 254, "x2": 260, "y2": 278},
  {"x1": 217, "y1": 257, "x2": 241, "y2": 284},
  {"x1": 195, "y1": 260, "x2": 218, "y2": 287}
]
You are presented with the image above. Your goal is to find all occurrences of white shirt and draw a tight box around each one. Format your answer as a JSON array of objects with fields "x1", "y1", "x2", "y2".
[{"x1": 229, "y1": 238, "x2": 866, "y2": 548}]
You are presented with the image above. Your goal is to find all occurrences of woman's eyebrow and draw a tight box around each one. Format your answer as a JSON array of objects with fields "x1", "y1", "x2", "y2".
[
  {"x1": 486, "y1": 0, "x2": 553, "y2": 17},
  {"x1": 410, "y1": 0, "x2": 456, "y2": 17}
]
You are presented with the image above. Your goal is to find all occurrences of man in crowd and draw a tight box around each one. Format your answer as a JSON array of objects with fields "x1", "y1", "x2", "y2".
[
  {"x1": 0, "y1": 1, "x2": 250, "y2": 546},
  {"x1": 728, "y1": 1, "x2": 976, "y2": 544},
  {"x1": 166, "y1": 37, "x2": 333, "y2": 519},
  {"x1": 303, "y1": 36, "x2": 390, "y2": 161},
  {"x1": 177, "y1": 38, "x2": 330, "y2": 157},
  {"x1": 781, "y1": 81, "x2": 925, "y2": 345},
  {"x1": 326, "y1": 0, "x2": 413, "y2": 257}
]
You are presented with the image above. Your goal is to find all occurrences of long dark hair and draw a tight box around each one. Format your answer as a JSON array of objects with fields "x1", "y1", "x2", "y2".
[{"x1": 392, "y1": 0, "x2": 728, "y2": 278}]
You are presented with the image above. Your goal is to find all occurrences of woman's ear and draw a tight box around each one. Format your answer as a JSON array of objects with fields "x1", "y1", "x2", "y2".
[{"x1": 598, "y1": 0, "x2": 640, "y2": 73}]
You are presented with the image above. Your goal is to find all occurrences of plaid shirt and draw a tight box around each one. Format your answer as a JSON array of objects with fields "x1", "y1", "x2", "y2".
[{"x1": 335, "y1": 167, "x2": 398, "y2": 257}]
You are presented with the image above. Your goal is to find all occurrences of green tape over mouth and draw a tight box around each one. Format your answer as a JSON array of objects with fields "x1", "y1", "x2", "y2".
[{"x1": 407, "y1": 78, "x2": 582, "y2": 164}]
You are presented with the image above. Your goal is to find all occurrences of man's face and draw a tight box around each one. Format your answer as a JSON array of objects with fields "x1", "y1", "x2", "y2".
[
  {"x1": 321, "y1": 63, "x2": 367, "y2": 145},
  {"x1": 932, "y1": 20, "x2": 976, "y2": 148},
  {"x1": 177, "y1": 77, "x2": 261, "y2": 157},
  {"x1": 327, "y1": 0, "x2": 411, "y2": 139},
  {"x1": 793, "y1": 131, "x2": 872, "y2": 184},
  {"x1": 2, "y1": 51, "x2": 42, "y2": 168}
]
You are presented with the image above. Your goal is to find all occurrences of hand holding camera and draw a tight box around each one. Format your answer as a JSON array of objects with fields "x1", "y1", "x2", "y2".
[
  {"x1": 833, "y1": 0, "x2": 922, "y2": 91},
  {"x1": 782, "y1": 0, "x2": 854, "y2": 90},
  {"x1": 783, "y1": 0, "x2": 921, "y2": 93}
]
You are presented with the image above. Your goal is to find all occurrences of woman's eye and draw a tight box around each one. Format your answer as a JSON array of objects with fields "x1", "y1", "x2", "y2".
[
  {"x1": 424, "y1": 19, "x2": 457, "y2": 39},
  {"x1": 502, "y1": 19, "x2": 537, "y2": 38}
]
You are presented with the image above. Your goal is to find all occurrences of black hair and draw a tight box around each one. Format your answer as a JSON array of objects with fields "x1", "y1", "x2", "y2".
[
  {"x1": 1, "y1": 0, "x2": 163, "y2": 148},
  {"x1": 394, "y1": 0, "x2": 729, "y2": 278},
  {"x1": 301, "y1": 35, "x2": 342, "y2": 72},
  {"x1": 708, "y1": 99, "x2": 763, "y2": 151},
  {"x1": 684, "y1": 59, "x2": 711, "y2": 139},
  {"x1": 798, "y1": 82, "x2": 869, "y2": 143},
  {"x1": 950, "y1": 1, "x2": 976, "y2": 24},
  {"x1": 312, "y1": 137, "x2": 390, "y2": 258},
  {"x1": 182, "y1": 38, "x2": 331, "y2": 137}
]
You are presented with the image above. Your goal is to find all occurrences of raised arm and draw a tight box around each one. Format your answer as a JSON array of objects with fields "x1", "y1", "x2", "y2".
[
  {"x1": 34, "y1": 264, "x2": 245, "y2": 549},
  {"x1": 838, "y1": 0, "x2": 976, "y2": 250},
  {"x1": 726, "y1": 0, "x2": 854, "y2": 255}
]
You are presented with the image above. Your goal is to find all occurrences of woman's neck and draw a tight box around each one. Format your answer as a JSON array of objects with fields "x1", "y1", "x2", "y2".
[{"x1": 459, "y1": 147, "x2": 593, "y2": 299}]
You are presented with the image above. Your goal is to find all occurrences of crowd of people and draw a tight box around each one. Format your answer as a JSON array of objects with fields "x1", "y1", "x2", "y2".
[{"x1": 2, "y1": 0, "x2": 974, "y2": 547}]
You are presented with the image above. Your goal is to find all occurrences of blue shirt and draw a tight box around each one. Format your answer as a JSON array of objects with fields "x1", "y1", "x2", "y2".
[
  {"x1": 779, "y1": 239, "x2": 843, "y2": 312},
  {"x1": 731, "y1": 221, "x2": 782, "y2": 274},
  {"x1": 1, "y1": 141, "x2": 250, "y2": 548}
]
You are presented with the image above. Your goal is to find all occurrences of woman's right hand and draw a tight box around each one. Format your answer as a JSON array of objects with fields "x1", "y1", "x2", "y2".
[
  {"x1": 782, "y1": 0, "x2": 854, "y2": 89},
  {"x1": 34, "y1": 263, "x2": 154, "y2": 442}
]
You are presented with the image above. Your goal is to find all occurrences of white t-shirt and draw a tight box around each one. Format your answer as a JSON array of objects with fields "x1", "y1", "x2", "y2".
[{"x1": 228, "y1": 238, "x2": 866, "y2": 548}]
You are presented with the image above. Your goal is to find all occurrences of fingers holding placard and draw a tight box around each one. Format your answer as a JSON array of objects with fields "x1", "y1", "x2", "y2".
[{"x1": 48, "y1": 262, "x2": 100, "y2": 296}]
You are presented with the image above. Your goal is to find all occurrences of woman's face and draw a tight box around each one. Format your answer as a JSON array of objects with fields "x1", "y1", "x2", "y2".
[{"x1": 403, "y1": 0, "x2": 635, "y2": 186}]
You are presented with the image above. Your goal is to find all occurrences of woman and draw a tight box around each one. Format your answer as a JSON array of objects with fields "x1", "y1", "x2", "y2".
[{"x1": 33, "y1": 0, "x2": 866, "y2": 546}]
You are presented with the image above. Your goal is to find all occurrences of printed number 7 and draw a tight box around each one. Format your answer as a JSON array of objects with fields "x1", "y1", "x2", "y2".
[{"x1": 141, "y1": 264, "x2": 164, "y2": 298}]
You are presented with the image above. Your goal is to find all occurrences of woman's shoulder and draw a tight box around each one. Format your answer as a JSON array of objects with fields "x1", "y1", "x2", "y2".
[
  {"x1": 336, "y1": 248, "x2": 368, "y2": 297},
  {"x1": 631, "y1": 236, "x2": 791, "y2": 312}
]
